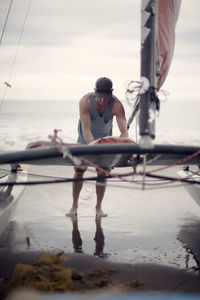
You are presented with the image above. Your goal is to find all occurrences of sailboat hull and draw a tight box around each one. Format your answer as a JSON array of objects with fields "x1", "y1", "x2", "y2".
[
  {"x1": 0, "y1": 165, "x2": 27, "y2": 237},
  {"x1": 178, "y1": 168, "x2": 200, "y2": 206}
]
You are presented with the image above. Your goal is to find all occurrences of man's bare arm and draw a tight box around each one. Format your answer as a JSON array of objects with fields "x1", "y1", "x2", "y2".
[
  {"x1": 114, "y1": 101, "x2": 129, "y2": 138},
  {"x1": 79, "y1": 96, "x2": 94, "y2": 144}
]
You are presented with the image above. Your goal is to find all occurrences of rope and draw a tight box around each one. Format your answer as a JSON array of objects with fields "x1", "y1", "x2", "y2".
[
  {"x1": 146, "y1": 150, "x2": 200, "y2": 175},
  {"x1": 1, "y1": 167, "x2": 177, "y2": 185},
  {"x1": 1, "y1": 131, "x2": 199, "y2": 188},
  {"x1": 48, "y1": 130, "x2": 112, "y2": 177},
  {"x1": 126, "y1": 80, "x2": 141, "y2": 131},
  {"x1": 125, "y1": 80, "x2": 169, "y2": 138},
  {"x1": 37, "y1": 132, "x2": 200, "y2": 187},
  {"x1": 0, "y1": 171, "x2": 199, "y2": 187}
]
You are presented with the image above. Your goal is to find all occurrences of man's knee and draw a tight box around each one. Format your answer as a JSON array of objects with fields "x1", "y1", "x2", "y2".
[
  {"x1": 74, "y1": 166, "x2": 87, "y2": 176},
  {"x1": 96, "y1": 174, "x2": 107, "y2": 182},
  {"x1": 96, "y1": 167, "x2": 112, "y2": 181}
]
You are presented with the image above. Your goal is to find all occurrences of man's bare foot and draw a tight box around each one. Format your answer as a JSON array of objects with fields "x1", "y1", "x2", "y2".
[
  {"x1": 96, "y1": 208, "x2": 108, "y2": 218},
  {"x1": 65, "y1": 207, "x2": 77, "y2": 217}
]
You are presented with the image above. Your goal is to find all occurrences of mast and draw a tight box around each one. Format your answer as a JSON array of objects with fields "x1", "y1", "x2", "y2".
[
  {"x1": 139, "y1": 0, "x2": 182, "y2": 148},
  {"x1": 139, "y1": 0, "x2": 158, "y2": 148}
]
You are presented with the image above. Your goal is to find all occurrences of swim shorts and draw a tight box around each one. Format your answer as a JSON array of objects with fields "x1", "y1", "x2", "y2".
[{"x1": 74, "y1": 166, "x2": 112, "y2": 180}]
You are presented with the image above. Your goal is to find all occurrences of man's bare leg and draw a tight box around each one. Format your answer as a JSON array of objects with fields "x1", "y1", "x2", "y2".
[
  {"x1": 95, "y1": 179, "x2": 108, "y2": 217},
  {"x1": 66, "y1": 172, "x2": 83, "y2": 217}
]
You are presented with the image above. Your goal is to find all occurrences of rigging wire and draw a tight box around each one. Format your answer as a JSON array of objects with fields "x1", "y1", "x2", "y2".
[
  {"x1": 0, "y1": 0, "x2": 14, "y2": 47},
  {"x1": 2, "y1": 166, "x2": 196, "y2": 188},
  {"x1": 47, "y1": 131, "x2": 200, "y2": 187},
  {"x1": 81, "y1": 179, "x2": 191, "y2": 191},
  {"x1": 1, "y1": 148, "x2": 200, "y2": 188},
  {"x1": 125, "y1": 80, "x2": 141, "y2": 131},
  {"x1": 2, "y1": 131, "x2": 197, "y2": 188},
  {"x1": 0, "y1": 166, "x2": 170, "y2": 183},
  {"x1": 3, "y1": 166, "x2": 187, "y2": 187},
  {"x1": 125, "y1": 79, "x2": 169, "y2": 136},
  {"x1": 0, "y1": 172, "x2": 199, "y2": 187},
  {"x1": 0, "y1": 0, "x2": 32, "y2": 113},
  {"x1": 1, "y1": 133, "x2": 199, "y2": 189}
]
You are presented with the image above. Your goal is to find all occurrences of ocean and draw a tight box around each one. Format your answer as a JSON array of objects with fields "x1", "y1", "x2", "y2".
[{"x1": 0, "y1": 99, "x2": 199, "y2": 151}]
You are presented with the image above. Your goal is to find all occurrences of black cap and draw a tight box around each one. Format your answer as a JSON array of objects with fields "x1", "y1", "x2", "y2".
[{"x1": 95, "y1": 77, "x2": 113, "y2": 97}]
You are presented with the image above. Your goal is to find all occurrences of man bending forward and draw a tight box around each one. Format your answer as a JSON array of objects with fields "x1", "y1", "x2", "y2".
[{"x1": 66, "y1": 77, "x2": 128, "y2": 217}]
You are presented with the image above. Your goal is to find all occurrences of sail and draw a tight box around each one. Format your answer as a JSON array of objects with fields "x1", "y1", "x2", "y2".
[
  {"x1": 139, "y1": 0, "x2": 181, "y2": 144},
  {"x1": 157, "y1": 0, "x2": 182, "y2": 89}
]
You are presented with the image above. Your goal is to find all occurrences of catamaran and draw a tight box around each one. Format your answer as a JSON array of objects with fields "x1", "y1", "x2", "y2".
[
  {"x1": 0, "y1": 0, "x2": 199, "y2": 238},
  {"x1": 0, "y1": 1, "x2": 200, "y2": 299}
]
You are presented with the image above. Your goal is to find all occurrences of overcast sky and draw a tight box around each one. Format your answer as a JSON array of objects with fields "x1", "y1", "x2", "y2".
[{"x1": 0, "y1": 0, "x2": 199, "y2": 102}]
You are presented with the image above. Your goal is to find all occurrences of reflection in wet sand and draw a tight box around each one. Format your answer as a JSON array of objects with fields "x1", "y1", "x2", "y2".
[
  {"x1": 71, "y1": 216, "x2": 83, "y2": 253},
  {"x1": 71, "y1": 216, "x2": 107, "y2": 258},
  {"x1": 69, "y1": 213, "x2": 200, "y2": 271}
]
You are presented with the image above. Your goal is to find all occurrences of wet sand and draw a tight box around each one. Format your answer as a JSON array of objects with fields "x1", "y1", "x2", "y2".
[
  {"x1": 0, "y1": 164, "x2": 200, "y2": 296},
  {"x1": 0, "y1": 250, "x2": 200, "y2": 294}
]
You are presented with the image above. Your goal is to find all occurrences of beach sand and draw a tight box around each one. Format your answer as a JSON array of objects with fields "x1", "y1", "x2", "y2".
[{"x1": 0, "y1": 164, "x2": 200, "y2": 297}]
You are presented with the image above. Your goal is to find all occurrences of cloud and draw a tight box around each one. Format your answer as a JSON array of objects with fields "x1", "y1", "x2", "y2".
[
  {"x1": 0, "y1": 38, "x2": 140, "y2": 101},
  {"x1": 1, "y1": 0, "x2": 140, "y2": 46},
  {"x1": 0, "y1": 0, "x2": 140, "y2": 100},
  {"x1": 0, "y1": 0, "x2": 199, "y2": 103}
]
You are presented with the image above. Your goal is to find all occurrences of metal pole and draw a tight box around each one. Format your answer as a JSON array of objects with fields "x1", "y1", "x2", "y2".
[{"x1": 139, "y1": 0, "x2": 158, "y2": 148}]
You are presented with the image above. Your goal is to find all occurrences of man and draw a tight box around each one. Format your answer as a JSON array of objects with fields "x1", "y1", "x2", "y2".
[{"x1": 66, "y1": 77, "x2": 128, "y2": 218}]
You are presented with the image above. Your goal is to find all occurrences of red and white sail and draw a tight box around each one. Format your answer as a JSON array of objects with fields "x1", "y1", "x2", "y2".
[{"x1": 157, "y1": 0, "x2": 182, "y2": 89}]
